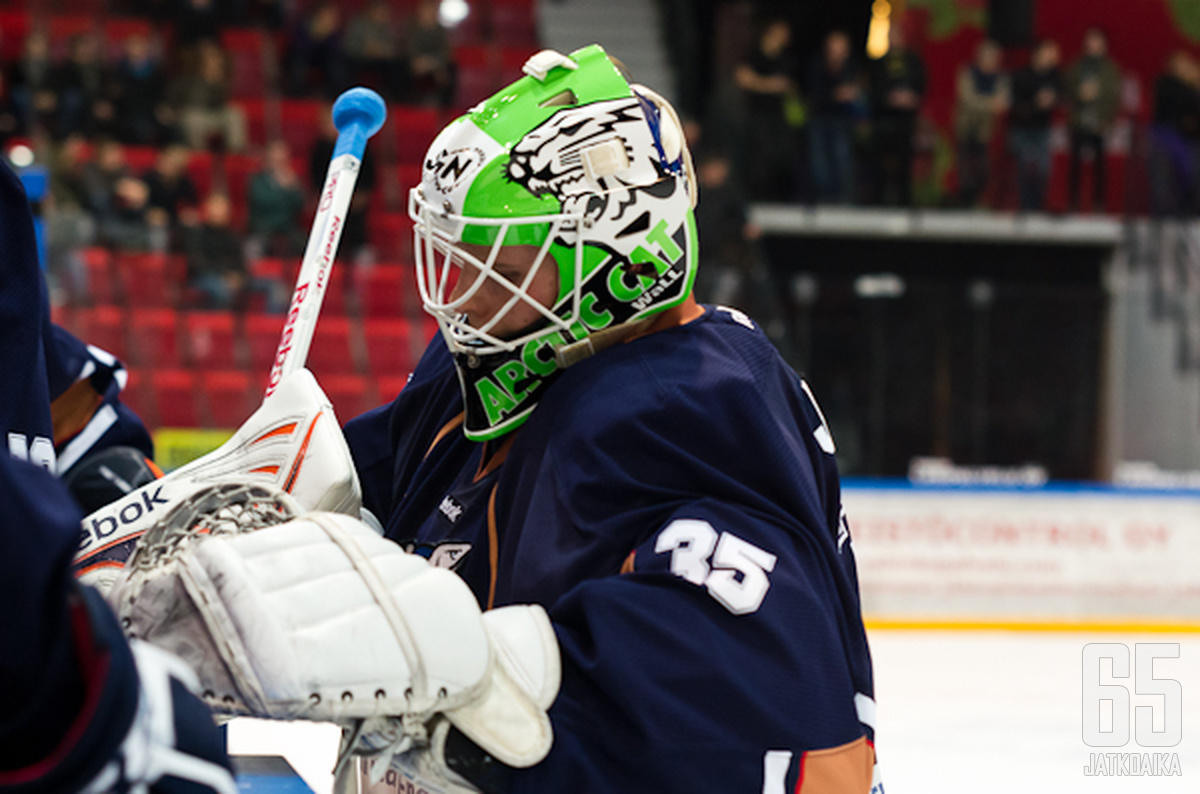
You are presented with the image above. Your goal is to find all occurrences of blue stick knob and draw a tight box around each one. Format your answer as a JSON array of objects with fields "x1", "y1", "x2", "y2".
[{"x1": 331, "y1": 87, "x2": 388, "y2": 160}]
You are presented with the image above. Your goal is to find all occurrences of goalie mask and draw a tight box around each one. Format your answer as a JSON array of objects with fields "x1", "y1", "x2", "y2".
[{"x1": 410, "y1": 44, "x2": 698, "y2": 441}]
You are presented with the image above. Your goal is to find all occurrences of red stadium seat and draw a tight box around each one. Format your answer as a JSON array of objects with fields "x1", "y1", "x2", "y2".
[
  {"x1": 320, "y1": 374, "x2": 373, "y2": 422},
  {"x1": 244, "y1": 313, "x2": 283, "y2": 374},
  {"x1": 363, "y1": 317, "x2": 414, "y2": 377},
  {"x1": 235, "y1": 98, "x2": 268, "y2": 147},
  {"x1": 222, "y1": 153, "x2": 259, "y2": 231},
  {"x1": 279, "y1": 99, "x2": 324, "y2": 161},
  {"x1": 307, "y1": 316, "x2": 357, "y2": 376},
  {"x1": 186, "y1": 150, "x2": 216, "y2": 200},
  {"x1": 152, "y1": 370, "x2": 200, "y2": 428},
  {"x1": 119, "y1": 369, "x2": 152, "y2": 426},
  {"x1": 184, "y1": 311, "x2": 239, "y2": 370},
  {"x1": 115, "y1": 251, "x2": 172, "y2": 307},
  {"x1": 221, "y1": 28, "x2": 268, "y2": 98},
  {"x1": 80, "y1": 247, "x2": 116, "y2": 305},
  {"x1": 375, "y1": 374, "x2": 411, "y2": 403},
  {"x1": 201, "y1": 370, "x2": 255, "y2": 429},
  {"x1": 0, "y1": 10, "x2": 32, "y2": 62},
  {"x1": 391, "y1": 105, "x2": 442, "y2": 166},
  {"x1": 75, "y1": 305, "x2": 128, "y2": 361},
  {"x1": 369, "y1": 213, "x2": 409, "y2": 261},
  {"x1": 129, "y1": 308, "x2": 181, "y2": 368},
  {"x1": 360, "y1": 264, "x2": 408, "y2": 318},
  {"x1": 493, "y1": 11, "x2": 538, "y2": 50}
]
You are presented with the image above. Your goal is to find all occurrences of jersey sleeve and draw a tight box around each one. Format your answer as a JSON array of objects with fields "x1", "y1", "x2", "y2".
[
  {"x1": 0, "y1": 454, "x2": 234, "y2": 793},
  {"x1": 511, "y1": 497, "x2": 875, "y2": 793},
  {"x1": 0, "y1": 159, "x2": 54, "y2": 468}
]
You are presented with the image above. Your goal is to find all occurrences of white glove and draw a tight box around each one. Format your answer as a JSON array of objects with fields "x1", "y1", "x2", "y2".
[
  {"x1": 109, "y1": 510, "x2": 560, "y2": 771},
  {"x1": 74, "y1": 368, "x2": 362, "y2": 594}
]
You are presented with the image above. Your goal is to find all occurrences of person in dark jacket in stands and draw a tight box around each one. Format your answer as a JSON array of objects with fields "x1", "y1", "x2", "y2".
[
  {"x1": 1008, "y1": 39, "x2": 1062, "y2": 211},
  {"x1": 1149, "y1": 50, "x2": 1200, "y2": 216}
]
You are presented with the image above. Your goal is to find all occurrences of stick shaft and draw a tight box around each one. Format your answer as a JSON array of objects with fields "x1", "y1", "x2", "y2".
[{"x1": 264, "y1": 153, "x2": 362, "y2": 398}]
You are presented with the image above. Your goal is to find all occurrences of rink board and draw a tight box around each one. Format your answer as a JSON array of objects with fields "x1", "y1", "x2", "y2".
[
  {"x1": 844, "y1": 479, "x2": 1200, "y2": 627},
  {"x1": 233, "y1": 755, "x2": 313, "y2": 792}
]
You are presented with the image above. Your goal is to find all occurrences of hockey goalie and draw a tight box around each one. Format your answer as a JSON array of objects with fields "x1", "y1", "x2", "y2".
[{"x1": 52, "y1": 44, "x2": 880, "y2": 794}]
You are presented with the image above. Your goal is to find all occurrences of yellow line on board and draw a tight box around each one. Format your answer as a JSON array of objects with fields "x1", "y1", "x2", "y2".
[{"x1": 864, "y1": 617, "x2": 1200, "y2": 633}]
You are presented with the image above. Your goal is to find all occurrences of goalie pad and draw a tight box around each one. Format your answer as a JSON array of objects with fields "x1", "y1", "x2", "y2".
[
  {"x1": 73, "y1": 369, "x2": 362, "y2": 594},
  {"x1": 109, "y1": 510, "x2": 559, "y2": 769}
]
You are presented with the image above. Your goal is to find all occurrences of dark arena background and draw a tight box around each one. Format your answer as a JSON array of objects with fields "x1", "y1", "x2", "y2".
[{"x1": 6, "y1": 0, "x2": 1200, "y2": 791}]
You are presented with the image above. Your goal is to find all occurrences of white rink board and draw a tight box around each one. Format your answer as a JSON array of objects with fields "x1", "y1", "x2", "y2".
[{"x1": 844, "y1": 481, "x2": 1200, "y2": 622}]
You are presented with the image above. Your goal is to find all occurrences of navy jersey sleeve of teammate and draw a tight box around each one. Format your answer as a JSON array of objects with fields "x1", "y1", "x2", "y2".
[
  {"x1": 47, "y1": 323, "x2": 155, "y2": 476},
  {"x1": 0, "y1": 158, "x2": 54, "y2": 468},
  {"x1": 0, "y1": 453, "x2": 235, "y2": 793},
  {"x1": 494, "y1": 309, "x2": 877, "y2": 792}
]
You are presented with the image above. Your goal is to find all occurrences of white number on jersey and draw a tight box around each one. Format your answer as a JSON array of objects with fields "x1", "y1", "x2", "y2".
[
  {"x1": 655, "y1": 519, "x2": 777, "y2": 615},
  {"x1": 8, "y1": 432, "x2": 55, "y2": 471}
]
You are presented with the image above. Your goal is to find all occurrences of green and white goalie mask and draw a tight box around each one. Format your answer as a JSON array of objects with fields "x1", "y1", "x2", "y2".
[{"x1": 409, "y1": 44, "x2": 698, "y2": 441}]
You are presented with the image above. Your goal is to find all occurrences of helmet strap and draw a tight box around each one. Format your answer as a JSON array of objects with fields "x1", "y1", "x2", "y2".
[{"x1": 553, "y1": 318, "x2": 654, "y2": 369}]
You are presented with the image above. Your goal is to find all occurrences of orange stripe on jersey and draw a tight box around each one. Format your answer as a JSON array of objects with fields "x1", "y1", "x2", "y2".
[
  {"x1": 619, "y1": 550, "x2": 636, "y2": 574},
  {"x1": 283, "y1": 412, "x2": 322, "y2": 493},
  {"x1": 424, "y1": 412, "x2": 464, "y2": 460},
  {"x1": 473, "y1": 433, "x2": 515, "y2": 483},
  {"x1": 486, "y1": 484, "x2": 499, "y2": 610},
  {"x1": 252, "y1": 422, "x2": 299, "y2": 445},
  {"x1": 795, "y1": 736, "x2": 873, "y2": 794}
]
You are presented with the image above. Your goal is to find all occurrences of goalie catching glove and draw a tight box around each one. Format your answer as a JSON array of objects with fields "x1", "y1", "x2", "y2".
[{"x1": 106, "y1": 485, "x2": 560, "y2": 778}]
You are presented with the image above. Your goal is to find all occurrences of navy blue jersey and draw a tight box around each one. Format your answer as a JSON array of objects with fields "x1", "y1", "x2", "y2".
[
  {"x1": 47, "y1": 323, "x2": 154, "y2": 476},
  {"x1": 345, "y1": 306, "x2": 878, "y2": 792},
  {"x1": 0, "y1": 453, "x2": 232, "y2": 792},
  {"x1": 0, "y1": 158, "x2": 54, "y2": 469}
]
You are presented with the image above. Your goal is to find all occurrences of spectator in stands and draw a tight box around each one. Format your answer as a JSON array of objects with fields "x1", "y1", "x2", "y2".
[
  {"x1": 953, "y1": 39, "x2": 1009, "y2": 208},
  {"x1": 285, "y1": 2, "x2": 349, "y2": 98},
  {"x1": 1149, "y1": 50, "x2": 1200, "y2": 217},
  {"x1": 868, "y1": 23, "x2": 926, "y2": 206},
  {"x1": 732, "y1": 17, "x2": 801, "y2": 202},
  {"x1": 142, "y1": 144, "x2": 199, "y2": 250},
  {"x1": 405, "y1": 0, "x2": 456, "y2": 108},
  {"x1": 10, "y1": 31, "x2": 58, "y2": 138},
  {"x1": 248, "y1": 140, "x2": 306, "y2": 257},
  {"x1": 1008, "y1": 39, "x2": 1062, "y2": 212},
  {"x1": 84, "y1": 141, "x2": 160, "y2": 252},
  {"x1": 184, "y1": 192, "x2": 248, "y2": 309},
  {"x1": 109, "y1": 33, "x2": 175, "y2": 147},
  {"x1": 309, "y1": 112, "x2": 376, "y2": 265},
  {"x1": 1064, "y1": 27, "x2": 1121, "y2": 213},
  {"x1": 45, "y1": 136, "x2": 96, "y2": 303},
  {"x1": 806, "y1": 30, "x2": 863, "y2": 205},
  {"x1": 168, "y1": 40, "x2": 247, "y2": 152},
  {"x1": 54, "y1": 33, "x2": 117, "y2": 140},
  {"x1": 692, "y1": 148, "x2": 784, "y2": 340},
  {"x1": 345, "y1": 1, "x2": 408, "y2": 103}
]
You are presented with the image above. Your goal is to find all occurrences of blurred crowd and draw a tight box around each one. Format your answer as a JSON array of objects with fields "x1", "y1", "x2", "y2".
[
  {"x1": 0, "y1": 0, "x2": 456, "y2": 311},
  {"x1": 699, "y1": 18, "x2": 1144, "y2": 213}
]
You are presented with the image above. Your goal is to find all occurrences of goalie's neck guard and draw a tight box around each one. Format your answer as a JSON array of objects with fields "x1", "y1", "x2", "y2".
[{"x1": 410, "y1": 44, "x2": 699, "y2": 442}]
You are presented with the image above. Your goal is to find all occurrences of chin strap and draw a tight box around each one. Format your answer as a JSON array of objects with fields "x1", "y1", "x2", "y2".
[{"x1": 553, "y1": 318, "x2": 654, "y2": 369}]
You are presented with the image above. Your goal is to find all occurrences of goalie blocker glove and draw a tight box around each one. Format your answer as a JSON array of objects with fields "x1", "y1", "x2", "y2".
[
  {"x1": 106, "y1": 501, "x2": 560, "y2": 781},
  {"x1": 0, "y1": 453, "x2": 235, "y2": 794}
]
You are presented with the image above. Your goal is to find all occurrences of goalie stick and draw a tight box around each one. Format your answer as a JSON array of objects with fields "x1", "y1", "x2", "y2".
[
  {"x1": 267, "y1": 87, "x2": 388, "y2": 396},
  {"x1": 73, "y1": 88, "x2": 387, "y2": 592}
]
